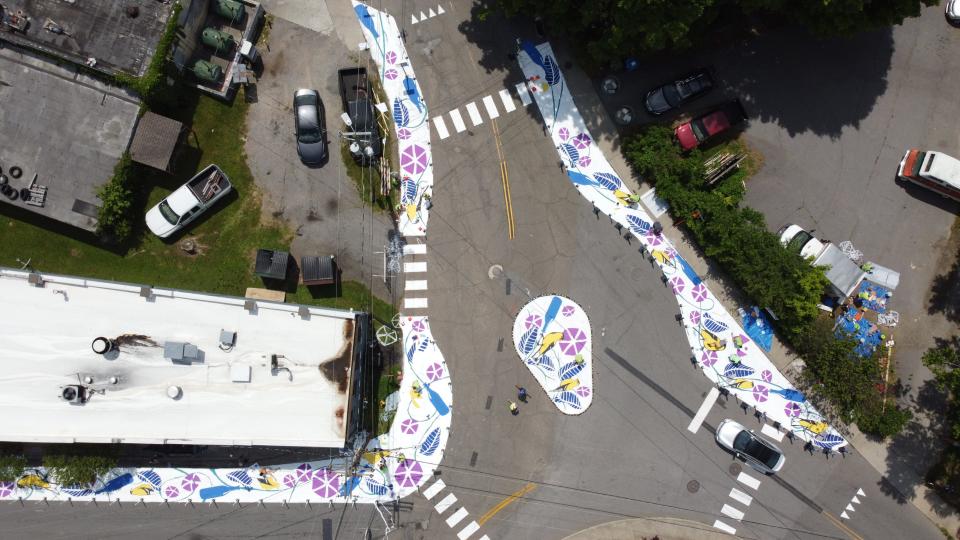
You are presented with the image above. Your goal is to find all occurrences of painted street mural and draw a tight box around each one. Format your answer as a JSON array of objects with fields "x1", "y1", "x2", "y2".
[
  {"x1": 0, "y1": 316, "x2": 451, "y2": 503},
  {"x1": 355, "y1": 1, "x2": 432, "y2": 237},
  {"x1": 518, "y1": 41, "x2": 847, "y2": 450},
  {"x1": 513, "y1": 296, "x2": 594, "y2": 414}
]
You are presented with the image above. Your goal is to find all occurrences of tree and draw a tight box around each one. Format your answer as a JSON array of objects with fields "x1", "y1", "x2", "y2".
[
  {"x1": 742, "y1": 0, "x2": 937, "y2": 37},
  {"x1": 923, "y1": 338, "x2": 960, "y2": 440}
]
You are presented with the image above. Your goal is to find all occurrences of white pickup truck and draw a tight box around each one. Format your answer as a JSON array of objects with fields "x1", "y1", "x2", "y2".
[
  {"x1": 146, "y1": 165, "x2": 232, "y2": 238},
  {"x1": 778, "y1": 224, "x2": 866, "y2": 299}
]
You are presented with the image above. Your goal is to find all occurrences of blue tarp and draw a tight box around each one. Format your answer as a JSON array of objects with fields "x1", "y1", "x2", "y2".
[
  {"x1": 836, "y1": 307, "x2": 884, "y2": 358},
  {"x1": 855, "y1": 281, "x2": 892, "y2": 314},
  {"x1": 741, "y1": 306, "x2": 773, "y2": 352}
]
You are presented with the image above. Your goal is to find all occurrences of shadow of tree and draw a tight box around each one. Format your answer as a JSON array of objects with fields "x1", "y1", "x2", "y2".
[{"x1": 927, "y1": 229, "x2": 960, "y2": 323}]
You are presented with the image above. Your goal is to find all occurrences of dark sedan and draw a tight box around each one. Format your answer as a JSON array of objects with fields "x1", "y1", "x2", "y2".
[
  {"x1": 294, "y1": 89, "x2": 327, "y2": 166},
  {"x1": 644, "y1": 69, "x2": 715, "y2": 115}
]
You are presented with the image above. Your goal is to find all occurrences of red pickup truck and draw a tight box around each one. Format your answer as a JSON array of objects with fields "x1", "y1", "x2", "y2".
[{"x1": 675, "y1": 100, "x2": 747, "y2": 151}]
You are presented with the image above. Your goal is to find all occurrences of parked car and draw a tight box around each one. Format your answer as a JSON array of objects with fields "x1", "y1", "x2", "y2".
[
  {"x1": 337, "y1": 68, "x2": 383, "y2": 162},
  {"x1": 897, "y1": 149, "x2": 960, "y2": 202},
  {"x1": 293, "y1": 89, "x2": 328, "y2": 165},
  {"x1": 145, "y1": 164, "x2": 232, "y2": 238},
  {"x1": 946, "y1": 0, "x2": 960, "y2": 25},
  {"x1": 674, "y1": 100, "x2": 747, "y2": 151},
  {"x1": 644, "y1": 68, "x2": 714, "y2": 115},
  {"x1": 715, "y1": 419, "x2": 786, "y2": 474}
]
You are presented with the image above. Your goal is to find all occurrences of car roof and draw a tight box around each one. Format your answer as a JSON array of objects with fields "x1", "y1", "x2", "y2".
[{"x1": 701, "y1": 110, "x2": 731, "y2": 136}]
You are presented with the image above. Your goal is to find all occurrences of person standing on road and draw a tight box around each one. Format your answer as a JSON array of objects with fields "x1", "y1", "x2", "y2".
[
  {"x1": 516, "y1": 385, "x2": 528, "y2": 402},
  {"x1": 508, "y1": 401, "x2": 519, "y2": 415}
]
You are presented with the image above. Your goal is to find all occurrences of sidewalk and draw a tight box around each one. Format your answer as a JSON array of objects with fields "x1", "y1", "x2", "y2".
[
  {"x1": 551, "y1": 40, "x2": 960, "y2": 537},
  {"x1": 563, "y1": 517, "x2": 735, "y2": 540}
]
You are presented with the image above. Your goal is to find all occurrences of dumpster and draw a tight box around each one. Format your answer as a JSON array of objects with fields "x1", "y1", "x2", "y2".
[
  {"x1": 201, "y1": 27, "x2": 235, "y2": 52},
  {"x1": 192, "y1": 60, "x2": 223, "y2": 84}
]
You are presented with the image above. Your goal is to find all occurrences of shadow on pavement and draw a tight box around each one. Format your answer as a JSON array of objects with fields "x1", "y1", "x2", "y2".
[{"x1": 927, "y1": 229, "x2": 960, "y2": 324}]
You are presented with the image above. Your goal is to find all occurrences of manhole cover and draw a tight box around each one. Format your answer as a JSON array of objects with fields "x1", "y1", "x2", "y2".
[
  {"x1": 488, "y1": 264, "x2": 503, "y2": 279},
  {"x1": 686, "y1": 480, "x2": 700, "y2": 493},
  {"x1": 729, "y1": 463, "x2": 743, "y2": 476}
]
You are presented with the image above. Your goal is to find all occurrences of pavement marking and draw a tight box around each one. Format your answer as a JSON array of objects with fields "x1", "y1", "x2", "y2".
[
  {"x1": 851, "y1": 495, "x2": 861, "y2": 504},
  {"x1": 729, "y1": 487, "x2": 753, "y2": 507},
  {"x1": 479, "y1": 537, "x2": 490, "y2": 540},
  {"x1": 490, "y1": 119, "x2": 515, "y2": 240},
  {"x1": 405, "y1": 280, "x2": 428, "y2": 291},
  {"x1": 403, "y1": 243, "x2": 427, "y2": 255},
  {"x1": 841, "y1": 511, "x2": 850, "y2": 519},
  {"x1": 432, "y1": 116, "x2": 450, "y2": 140},
  {"x1": 437, "y1": 5, "x2": 445, "y2": 14},
  {"x1": 446, "y1": 507, "x2": 469, "y2": 527},
  {"x1": 736, "y1": 471, "x2": 761, "y2": 490},
  {"x1": 498, "y1": 89, "x2": 516, "y2": 112},
  {"x1": 404, "y1": 262, "x2": 427, "y2": 273},
  {"x1": 477, "y1": 482, "x2": 535, "y2": 525},
  {"x1": 411, "y1": 13, "x2": 418, "y2": 24},
  {"x1": 457, "y1": 521, "x2": 480, "y2": 539},
  {"x1": 465, "y1": 102, "x2": 483, "y2": 126},
  {"x1": 428, "y1": 7, "x2": 436, "y2": 17},
  {"x1": 449, "y1": 109, "x2": 467, "y2": 133},
  {"x1": 687, "y1": 387, "x2": 720, "y2": 433},
  {"x1": 435, "y1": 493, "x2": 457, "y2": 514},
  {"x1": 482, "y1": 95, "x2": 500, "y2": 119},
  {"x1": 824, "y1": 510, "x2": 865, "y2": 540},
  {"x1": 515, "y1": 82, "x2": 532, "y2": 106},
  {"x1": 720, "y1": 504, "x2": 745, "y2": 521},
  {"x1": 760, "y1": 423, "x2": 785, "y2": 441},
  {"x1": 857, "y1": 488, "x2": 865, "y2": 496},
  {"x1": 404, "y1": 297, "x2": 428, "y2": 309},
  {"x1": 845, "y1": 503, "x2": 855, "y2": 512},
  {"x1": 422, "y1": 478, "x2": 445, "y2": 500},
  {"x1": 712, "y1": 520, "x2": 737, "y2": 534}
]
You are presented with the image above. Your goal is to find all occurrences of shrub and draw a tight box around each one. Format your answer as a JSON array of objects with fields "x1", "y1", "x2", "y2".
[
  {"x1": 0, "y1": 455, "x2": 27, "y2": 482},
  {"x1": 116, "y1": 2, "x2": 182, "y2": 105},
  {"x1": 96, "y1": 153, "x2": 136, "y2": 242},
  {"x1": 42, "y1": 455, "x2": 116, "y2": 487}
]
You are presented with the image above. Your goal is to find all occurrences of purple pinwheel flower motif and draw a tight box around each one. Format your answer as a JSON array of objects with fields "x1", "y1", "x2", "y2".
[
  {"x1": 559, "y1": 327, "x2": 588, "y2": 356},
  {"x1": 689, "y1": 310, "x2": 701, "y2": 325},
  {"x1": 524, "y1": 313, "x2": 543, "y2": 329},
  {"x1": 752, "y1": 385, "x2": 769, "y2": 403},
  {"x1": 578, "y1": 156, "x2": 592, "y2": 167},
  {"x1": 181, "y1": 473, "x2": 200, "y2": 493},
  {"x1": 691, "y1": 283, "x2": 708, "y2": 303},
  {"x1": 761, "y1": 369, "x2": 773, "y2": 383},
  {"x1": 558, "y1": 127, "x2": 569, "y2": 141},
  {"x1": 784, "y1": 402, "x2": 802, "y2": 418},
  {"x1": 295, "y1": 463, "x2": 313, "y2": 483},
  {"x1": 572, "y1": 133, "x2": 592, "y2": 150},
  {"x1": 426, "y1": 362, "x2": 445, "y2": 381},
  {"x1": 411, "y1": 319, "x2": 426, "y2": 333},
  {"x1": 645, "y1": 231, "x2": 663, "y2": 247},
  {"x1": 397, "y1": 127, "x2": 411, "y2": 140},
  {"x1": 669, "y1": 276, "x2": 685, "y2": 295},
  {"x1": 576, "y1": 386, "x2": 592, "y2": 398},
  {"x1": 561, "y1": 305, "x2": 576, "y2": 317},
  {"x1": 0, "y1": 481, "x2": 13, "y2": 497},
  {"x1": 400, "y1": 144, "x2": 429, "y2": 175},
  {"x1": 283, "y1": 474, "x2": 297, "y2": 488},
  {"x1": 736, "y1": 348, "x2": 748, "y2": 357},
  {"x1": 385, "y1": 68, "x2": 399, "y2": 80},
  {"x1": 400, "y1": 418, "x2": 419, "y2": 435},
  {"x1": 386, "y1": 51, "x2": 398, "y2": 65},
  {"x1": 393, "y1": 460, "x2": 423, "y2": 488},
  {"x1": 701, "y1": 350, "x2": 718, "y2": 367},
  {"x1": 312, "y1": 469, "x2": 341, "y2": 498},
  {"x1": 164, "y1": 485, "x2": 180, "y2": 499}
]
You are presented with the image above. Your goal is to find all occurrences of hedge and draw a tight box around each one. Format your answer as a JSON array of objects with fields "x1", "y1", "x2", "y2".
[
  {"x1": 0, "y1": 455, "x2": 27, "y2": 482},
  {"x1": 96, "y1": 153, "x2": 137, "y2": 242},
  {"x1": 42, "y1": 455, "x2": 116, "y2": 488}
]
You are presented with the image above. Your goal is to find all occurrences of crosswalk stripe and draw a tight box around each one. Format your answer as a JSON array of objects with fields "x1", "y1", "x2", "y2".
[
  {"x1": 482, "y1": 95, "x2": 500, "y2": 119},
  {"x1": 515, "y1": 82, "x2": 532, "y2": 106},
  {"x1": 760, "y1": 423, "x2": 785, "y2": 441},
  {"x1": 457, "y1": 521, "x2": 480, "y2": 539},
  {"x1": 404, "y1": 262, "x2": 427, "y2": 273},
  {"x1": 422, "y1": 478, "x2": 445, "y2": 500},
  {"x1": 446, "y1": 507, "x2": 469, "y2": 527},
  {"x1": 498, "y1": 89, "x2": 516, "y2": 112},
  {"x1": 432, "y1": 116, "x2": 450, "y2": 139},
  {"x1": 465, "y1": 102, "x2": 483, "y2": 126},
  {"x1": 405, "y1": 280, "x2": 428, "y2": 291},
  {"x1": 403, "y1": 243, "x2": 427, "y2": 255},
  {"x1": 449, "y1": 109, "x2": 467, "y2": 133},
  {"x1": 435, "y1": 493, "x2": 457, "y2": 514},
  {"x1": 721, "y1": 504, "x2": 745, "y2": 521},
  {"x1": 729, "y1": 488, "x2": 753, "y2": 506},
  {"x1": 713, "y1": 520, "x2": 737, "y2": 534},
  {"x1": 736, "y1": 471, "x2": 761, "y2": 490},
  {"x1": 404, "y1": 297, "x2": 428, "y2": 309}
]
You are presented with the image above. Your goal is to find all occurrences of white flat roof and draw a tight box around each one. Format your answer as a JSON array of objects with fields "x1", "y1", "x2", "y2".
[{"x1": 0, "y1": 269, "x2": 359, "y2": 447}]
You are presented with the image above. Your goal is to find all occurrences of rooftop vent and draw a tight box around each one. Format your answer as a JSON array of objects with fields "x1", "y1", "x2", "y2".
[{"x1": 60, "y1": 385, "x2": 88, "y2": 405}]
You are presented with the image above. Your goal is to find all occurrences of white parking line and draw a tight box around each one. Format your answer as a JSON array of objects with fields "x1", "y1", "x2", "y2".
[
  {"x1": 687, "y1": 387, "x2": 720, "y2": 433},
  {"x1": 482, "y1": 95, "x2": 500, "y2": 119},
  {"x1": 458, "y1": 521, "x2": 480, "y2": 539},
  {"x1": 435, "y1": 493, "x2": 457, "y2": 514},
  {"x1": 465, "y1": 102, "x2": 483, "y2": 126},
  {"x1": 422, "y1": 478, "x2": 445, "y2": 500},
  {"x1": 729, "y1": 487, "x2": 753, "y2": 507},
  {"x1": 405, "y1": 280, "x2": 428, "y2": 291},
  {"x1": 713, "y1": 520, "x2": 737, "y2": 534},
  {"x1": 403, "y1": 243, "x2": 427, "y2": 255},
  {"x1": 446, "y1": 507, "x2": 469, "y2": 527},
  {"x1": 404, "y1": 297, "x2": 428, "y2": 309},
  {"x1": 449, "y1": 109, "x2": 467, "y2": 133},
  {"x1": 432, "y1": 116, "x2": 450, "y2": 140},
  {"x1": 498, "y1": 89, "x2": 516, "y2": 112},
  {"x1": 515, "y1": 82, "x2": 532, "y2": 106},
  {"x1": 721, "y1": 504, "x2": 745, "y2": 521},
  {"x1": 736, "y1": 471, "x2": 761, "y2": 490},
  {"x1": 760, "y1": 423, "x2": 785, "y2": 441},
  {"x1": 404, "y1": 262, "x2": 427, "y2": 273}
]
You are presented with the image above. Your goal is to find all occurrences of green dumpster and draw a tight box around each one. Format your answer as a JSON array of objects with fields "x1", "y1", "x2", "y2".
[
  {"x1": 201, "y1": 27, "x2": 235, "y2": 51},
  {"x1": 212, "y1": 0, "x2": 244, "y2": 22},
  {"x1": 192, "y1": 60, "x2": 223, "y2": 84}
]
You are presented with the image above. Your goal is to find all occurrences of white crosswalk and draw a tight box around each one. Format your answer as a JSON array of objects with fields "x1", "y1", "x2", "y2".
[
  {"x1": 446, "y1": 507, "x2": 469, "y2": 527},
  {"x1": 405, "y1": 280, "x2": 428, "y2": 291},
  {"x1": 422, "y1": 478, "x2": 445, "y2": 500},
  {"x1": 404, "y1": 297, "x2": 428, "y2": 309},
  {"x1": 498, "y1": 88, "x2": 516, "y2": 112},
  {"x1": 482, "y1": 95, "x2": 499, "y2": 119},
  {"x1": 449, "y1": 109, "x2": 466, "y2": 133},
  {"x1": 432, "y1": 116, "x2": 450, "y2": 140},
  {"x1": 421, "y1": 477, "x2": 488, "y2": 540},
  {"x1": 465, "y1": 102, "x2": 483, "y2": 126},
  {"x1": 431, "y1": 83, "x2": 534, "y2": 141},
  {"x1": 403, "y1": 243, "x2": 427, "y2": 255},
  {"x1": 435, "y1": 493, "x2": 457, "y2": 514}
]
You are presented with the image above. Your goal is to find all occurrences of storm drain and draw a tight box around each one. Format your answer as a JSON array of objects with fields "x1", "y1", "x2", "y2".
[
  {"x1": 729, "y1": 463, "x2": 743, "y2": 476},
  {"x1": 686, "y1": 480, "x2": 700, "y2": 493},
  {"x1": 470, "y1": 452, "x2": 478, "y2": 467},
  {"x1": 485, "y1": 396, "x2": 493, "y2": 410}
]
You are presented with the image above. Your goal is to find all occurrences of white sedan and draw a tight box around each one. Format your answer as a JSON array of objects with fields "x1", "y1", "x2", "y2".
[{"x1": 716, "y1": 419, "x2": 786, "y2": 474}]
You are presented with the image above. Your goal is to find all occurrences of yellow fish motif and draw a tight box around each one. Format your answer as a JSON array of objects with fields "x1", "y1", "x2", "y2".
[
  {"x1": 700, "y1": 328, "x2": 726, "y2": 351},
  {"x1": 729, "y1": 379, "x2": 754, "y2": 390},
  {"x1": 409, "y1": 382, "x2": 422, "y2": 408},
  {"x1": 798, "y1": 419, "x2": 828, "y2": 434},
  {"x1": 554, "y1": 378, "x2": 580, "y2": 392},
  {"x1": 130, "y1": 483, "x2": 155, "y2": 496},
  {"x1": 405, "y1": 204, "x2": 417, "y2": 222},
  {"x1": 536, "y1": 331, "x2": 563, "y2": 357},
  {"x1": 650, "y1": 250, "x2": 676, "y2": 268},
  {"x1": 258, "y1": 474, "x2": 280, "y2": 490},
  {"x1": 363, "y1": 451, "x2": 391, "y2": 469},
  {"x1": 613, "y1": 190, "x2": 631, "y2": 206},
  {"x1": 17, "y1": 474, "x2": 49, "y2": 489}
]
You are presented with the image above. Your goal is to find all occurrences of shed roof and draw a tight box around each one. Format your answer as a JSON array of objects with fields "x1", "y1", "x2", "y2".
[{"x1": 129, "y1": 112, "x2": 183, "y2": 171}]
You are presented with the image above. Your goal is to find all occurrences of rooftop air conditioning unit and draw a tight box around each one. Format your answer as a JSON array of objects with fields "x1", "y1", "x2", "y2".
[{"x1": 59, "y1": 385, "x2": 88, "y2": 405}]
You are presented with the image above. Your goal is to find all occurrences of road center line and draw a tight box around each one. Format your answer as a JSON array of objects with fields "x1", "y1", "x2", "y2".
[
  {"x1": 687, "y1": 387, "x2": 720, "y2": 433},
  {"x1": 477, "y1": 482, "x2": 535, "y2": 525}
]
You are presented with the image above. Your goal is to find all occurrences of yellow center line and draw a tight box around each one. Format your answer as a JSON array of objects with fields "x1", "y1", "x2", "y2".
[
  {"x1": 477, "y1": 482, "x2": 536, "y2": 525},
  {"x1": 822, "y1": 511, "x2": 865, "y2": 540},
  {"x1": 491, "y1": 120, "x2": 515, "y2": 239}
]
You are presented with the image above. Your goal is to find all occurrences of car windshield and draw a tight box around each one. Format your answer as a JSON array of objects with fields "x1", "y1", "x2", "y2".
[
  {"x1": 158, "y1": 200, "x2": 180, "y2": 225},
  {"x1": 662, "y1": 84, "x2": 681, "y2": 107},
  {"x1": 786, "y1": 230, "x2": 814, "y2": 255},
  {"x1": 690, "y1": 119, "x2": 707, "y2": 142},
  {"x1": 298, "y1": 127, "x2": 322, "y2": 144},
  {"x1": 733, "y1": 431, "x2": 780, "y2": 469}
]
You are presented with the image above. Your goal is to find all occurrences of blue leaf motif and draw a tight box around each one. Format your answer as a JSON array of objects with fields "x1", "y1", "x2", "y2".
[
  {"x1": 518, "y1": 326, "x2": 540, "y2": 355},
  {"x1": 559, "y1": 361, "x2": 584, "y2": 380},
  {"x1": 418, "y1": 338, "x2": 430, "y2": 352},
  {"x1": 543, "y1": 55, "x2": 561, "y2": 85},
  {"x1": 365, "y1": 478, "x2": 389, "y2": 496},
  {"x1": 138, "y1": 470, "x2": 162, "y2": 488},
  {"x1": 420, "y1": 427, "x2": 441, "y2": 456},
  {"x1": 703, "y1": 313, "x2": 728, "y2": 334},
  {"x1": 536, "y1": 355, "x2": 554, "y2": 371},
  {"x1": 406, "y1": 342, "x2": 418, "y2": 363},
  {"x1": 560, "y1": 144, "x2": 579, "y2": 165},
  {"x1": 723, "y1": 363, "x2": 755, "y2": 379},
  {"x1": 401, "y1": 178, "x2": 417, "y2": 204},
  {"x1": 593, "y1": 172, "x2": 622, "y2": 190},
  {"x1": 626, "y1": 215, "x2": 651, "y2": 233},
  {"x1": 553, "y1": 391, "x2": 581, "y2": 408},
  {"x1": 393, "y1": 98, "x2": 410, "y2": 127},
  {"x1": 62, "y1": 487, "x2": 94, "y2": 497},
  {"x1": 814, "y1": 433, "x2": 844, "y2": 449},
  {"x1": 227, "y1": 470, "x2": 252, "y2": 486}
]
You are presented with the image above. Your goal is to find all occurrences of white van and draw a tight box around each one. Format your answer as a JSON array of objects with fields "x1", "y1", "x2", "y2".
[{"x1": 896, "y1": 149, "x2": 960, "y2": 202}]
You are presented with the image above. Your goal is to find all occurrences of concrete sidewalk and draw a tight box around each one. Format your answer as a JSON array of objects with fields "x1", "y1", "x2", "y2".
[{"x1": 564, "y1": 517, "x2": 735, "y2": 540}]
